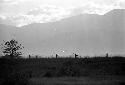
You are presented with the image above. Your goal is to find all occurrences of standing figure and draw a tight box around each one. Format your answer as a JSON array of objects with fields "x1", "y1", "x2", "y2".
[
  {"x1": 106, "y1": 53, "x2": 109, "y2": 57},
  {"x1": 74, "y1": 53, "x2": 78, "y2": 58},
  {"x1": 56, "y1": 54, "x2": 58, "y2": 58},
  {"x1": 36, "y1": 55, "x2": 38, "y2": 59},
  {"x1": 29, "y1": 55, "x2": 31, "y2": 59}
]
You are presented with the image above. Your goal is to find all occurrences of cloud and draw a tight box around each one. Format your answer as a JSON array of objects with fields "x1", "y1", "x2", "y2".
[
  {"x1": 3, "y1": 0, "x2": 30, "y2": 2},
  {"x1": 8, "y1": 5, "x2": 71, "y2": 27},
  {"x1": 0, "y1": 0, "x2": 32, "y2": 5},
  {"x1": 0, "y1": 0, "x2": 125, "y2": 27},
  {"x1": 72, "y1": 0, "x2": 125, "y2": 15},
  {"x1": 0, "y1": 0, "x2": 18, "y2": 6},
  {"x1": 0, "y1": 15, "x2": 7, "y2": 20}
]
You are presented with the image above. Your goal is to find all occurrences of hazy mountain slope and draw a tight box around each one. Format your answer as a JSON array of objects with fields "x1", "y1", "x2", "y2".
[{"x1": 0, "y1": 9, "x2": 125, "y2": 55}]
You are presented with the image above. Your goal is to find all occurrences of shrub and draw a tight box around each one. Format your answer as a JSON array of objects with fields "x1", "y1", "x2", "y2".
[{"x1": 57, "y1": 59, "x2": 81, "y2": 77}]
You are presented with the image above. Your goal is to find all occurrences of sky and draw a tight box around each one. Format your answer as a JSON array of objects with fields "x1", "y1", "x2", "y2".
[
  {"x1": 0, "y1": 0, "x2": 125, "y2": 15},
  {"x1": 0, "y1": 0, "x2": 125, "y2": 57}
]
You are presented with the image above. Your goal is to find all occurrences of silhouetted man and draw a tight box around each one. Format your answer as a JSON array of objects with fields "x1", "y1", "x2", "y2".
[
  {"x1": 106, "y1": 53, "x2": 109, "y2": 57},
  {"x1": 56, "y1": 54, "x2": 58, "y2": 58},
  {"x1": 75, "y1": 54, "x2": 78, "y2": 58}
]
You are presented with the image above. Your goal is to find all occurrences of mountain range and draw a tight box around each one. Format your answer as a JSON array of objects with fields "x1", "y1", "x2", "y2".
[{"x1": 0, "y1": 9, "x2": 125, "y2": 56}]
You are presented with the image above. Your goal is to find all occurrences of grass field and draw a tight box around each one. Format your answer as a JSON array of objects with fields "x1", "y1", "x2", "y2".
[
  {"x1": 29, "y1": 76, "x2": 125, "y2": 85},
  {"x1": 0, "y1": 56, "x2": 125, "y2": 85}
]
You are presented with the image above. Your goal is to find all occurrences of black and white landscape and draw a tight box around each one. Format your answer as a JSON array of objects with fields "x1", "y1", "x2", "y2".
[{"x1": 0, "y1": 0, "x2": 125, "y2": 85}]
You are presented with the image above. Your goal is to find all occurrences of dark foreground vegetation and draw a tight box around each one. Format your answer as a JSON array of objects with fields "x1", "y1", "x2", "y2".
[{"x1": 0, "y1": 56, "x2": 125, "y2": 85}]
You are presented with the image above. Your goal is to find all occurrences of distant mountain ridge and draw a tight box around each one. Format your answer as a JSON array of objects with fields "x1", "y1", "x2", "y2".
[{"x1": 0, "y1": 9, "x2": 125, "y2": 56}]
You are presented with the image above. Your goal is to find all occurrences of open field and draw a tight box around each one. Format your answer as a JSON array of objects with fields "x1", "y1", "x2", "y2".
[
  {"x1": 0, "y1": 56, "x2": 125, "y2": 85},
  {"x1": 29, "y1": 76, "x2": 125, "y2": 85}
]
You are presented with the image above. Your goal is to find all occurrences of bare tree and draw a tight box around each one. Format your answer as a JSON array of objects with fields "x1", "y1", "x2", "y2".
[{"x1": 1, "y1": 39, "x2": 24, "y2": 59}]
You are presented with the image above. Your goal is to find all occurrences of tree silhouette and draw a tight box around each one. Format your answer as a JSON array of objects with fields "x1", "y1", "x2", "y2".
[{"x1": 1, "y1": 39, "x2": 24, "y2": 59}]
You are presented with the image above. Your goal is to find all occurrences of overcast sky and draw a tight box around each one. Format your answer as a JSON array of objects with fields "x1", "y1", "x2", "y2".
[{"x1": 0, "y1": 0, "x2": 125, "y2": 14}]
